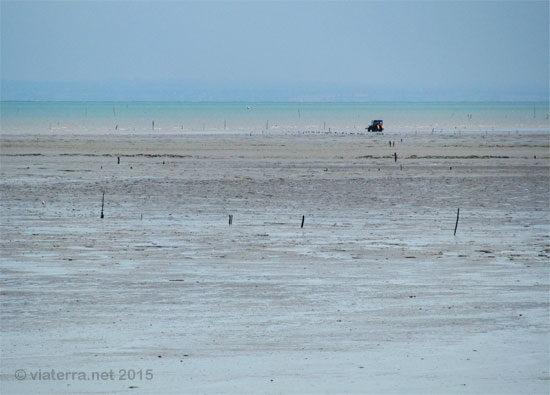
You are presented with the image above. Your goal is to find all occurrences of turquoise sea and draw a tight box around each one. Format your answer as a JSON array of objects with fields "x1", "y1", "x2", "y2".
[{"x1": 1, "y1": 101, "x2": 548, "y2": 134}]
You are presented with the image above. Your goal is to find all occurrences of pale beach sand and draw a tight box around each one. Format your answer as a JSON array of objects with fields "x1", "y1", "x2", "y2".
[{"x1": 1, "y1": 130, "x2": 549, "y2": 394}]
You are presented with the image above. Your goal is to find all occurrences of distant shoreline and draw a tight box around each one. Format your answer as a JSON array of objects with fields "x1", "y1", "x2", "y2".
[{"x1": 2, "y1": 101, "x2": 548, "y2": 135}]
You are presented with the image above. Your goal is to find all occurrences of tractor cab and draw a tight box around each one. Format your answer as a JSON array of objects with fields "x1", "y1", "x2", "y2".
[{"x1": 367, "y1": 120, "x2": 384, "y2": 132}]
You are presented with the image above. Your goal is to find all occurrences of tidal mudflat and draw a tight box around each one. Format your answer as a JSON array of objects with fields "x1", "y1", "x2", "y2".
[{"x1": 1, "y1": 130, "x2": 549, "y2": 394}]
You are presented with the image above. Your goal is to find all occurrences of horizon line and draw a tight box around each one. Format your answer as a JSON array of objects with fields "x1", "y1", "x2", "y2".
[{"x1": 2, "y1": 99, "x2": 549, "y2": 104}]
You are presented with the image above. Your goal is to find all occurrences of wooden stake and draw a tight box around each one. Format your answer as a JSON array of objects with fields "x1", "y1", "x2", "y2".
[
  {"x1": 301, "y1": 215, "x2": 305, "y2": 228},
  {"x1": 229, "y1": 214, "x2": 233, "y2": 225},
  {"x1": 117, "y1": 156, "x2": 120, "y2": 164},
  {"x1": 454, "y1": 208, "x2": 460, "y2": 236},
  {"x1": 101, "y1": 192, "x2": 105, "y2": 219}
]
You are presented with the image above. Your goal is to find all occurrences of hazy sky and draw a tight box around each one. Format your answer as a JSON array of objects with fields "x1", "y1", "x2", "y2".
[{"x1": 1, "y1": 1, "x2": 548, "y2": 101}]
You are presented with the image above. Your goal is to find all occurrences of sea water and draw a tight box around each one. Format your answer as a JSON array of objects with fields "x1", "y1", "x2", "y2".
[{"x1": 1, "y1": 101, "x2": 548, "y2": 135}]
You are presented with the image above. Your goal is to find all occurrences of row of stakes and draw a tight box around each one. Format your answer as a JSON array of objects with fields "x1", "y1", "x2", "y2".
[{"x1": 100, "y1": 193, "x2": 459, "y2": 234}]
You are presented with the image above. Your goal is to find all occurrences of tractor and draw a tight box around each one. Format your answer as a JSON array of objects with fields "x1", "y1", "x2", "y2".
[{"x1": 367, "y1": 120, "x2": 384, "y2": 132}]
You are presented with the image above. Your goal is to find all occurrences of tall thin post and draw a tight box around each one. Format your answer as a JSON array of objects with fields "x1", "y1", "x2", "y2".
[
  {"x1": 301, "y1": 215, "x2": 305, "y2": 228},
  {"x1": 454, "y1": 208, "x2": 460, "y2": 236},
  {"x1": 101, "y1": 192, "x2": 105, "y2": 219}
]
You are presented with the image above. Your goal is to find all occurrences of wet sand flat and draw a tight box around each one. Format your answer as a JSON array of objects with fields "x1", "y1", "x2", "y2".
[{"x1": 1, "y1": 131, "x2": 549, "y2": 394}]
